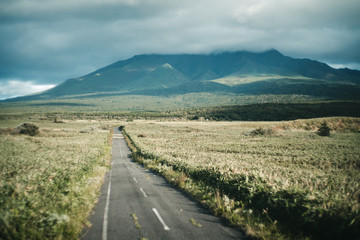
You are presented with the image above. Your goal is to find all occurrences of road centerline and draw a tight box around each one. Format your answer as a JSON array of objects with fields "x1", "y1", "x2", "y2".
[
  {"x1": 152, "y1": 208, "x2": 170, "y2": 231},
  {"x1": 133, "y1": 177, "x2": 138, "y2": 183},
  {"x1": 140, "y1": 188, "x2": 148, "y2": 198}
]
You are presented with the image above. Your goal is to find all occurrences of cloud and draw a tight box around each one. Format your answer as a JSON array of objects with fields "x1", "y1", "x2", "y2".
[
  {"x1": 0, "y1": 0, "x2": 359, "y2": 99},
  {"x1": 0, "y1": 80, "x2": 55, "y2": 100}
]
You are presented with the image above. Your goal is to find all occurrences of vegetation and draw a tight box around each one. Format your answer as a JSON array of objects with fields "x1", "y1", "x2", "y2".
[
  {"x1": 317, "y1": 121, "x2": 331, "y2": 136},
  {"x1": 0, "y1": 98, "x2": 359, "y2": 239},
  {"x1": 1, "y1": 100, "x2": 359, "y2": 123},
  {"x1": 0, "y1": 118, "x2": 113, "y2": 239},
  {"x1": 188, "y1": 101, "x2": 360, "y2": 121},
  {"x1": 0, "y1": 93, "x2": 326, "y2": 114},
  {"x1": 249, "y1": 127, "x2": 275, "y2": 136},
  {"x1": 123, "y1": 118, "x2": 360, "y2": 239},
  {"x1": 16, "y1": 123, "x2": 40, "y2": 136}
]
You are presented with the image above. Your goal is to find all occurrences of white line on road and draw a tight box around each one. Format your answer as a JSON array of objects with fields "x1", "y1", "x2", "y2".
[
  {"x1": 140, "y1": 188, "x2": 148, "y2": 198},
  {"x1": 152, "y1": 208, "x2": 170, "y2": 231},
  {"x1": 113, "y1": 134, "x2": 124, "y2": 139},
  {"x1": 102, "y1": 169, "x2": 112, "y2": 240},
  {"x1": 133, "y1": 177, "x2": 138, "y2": 183}
]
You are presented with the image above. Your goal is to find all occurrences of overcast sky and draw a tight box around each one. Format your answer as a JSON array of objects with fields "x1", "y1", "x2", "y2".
[{"x1": 1, "y1": 0, "x2": 360, "y2": 99}]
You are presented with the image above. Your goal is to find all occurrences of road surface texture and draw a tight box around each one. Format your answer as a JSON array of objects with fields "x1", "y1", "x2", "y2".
[{"x1": 81, "y1": 127, "x2": 246, "y2": 240}]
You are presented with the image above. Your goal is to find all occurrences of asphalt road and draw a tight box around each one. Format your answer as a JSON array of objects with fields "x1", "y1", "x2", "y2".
[{"x1": 81, "y1": 127, "x2": 246, "y2": 240}]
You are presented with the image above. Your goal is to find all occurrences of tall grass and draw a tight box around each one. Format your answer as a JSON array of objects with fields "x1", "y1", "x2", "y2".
[
  {"x1": 123, "y1": 118, "x2": 360, "y2": 239},
  {"x1": 0, "y1": 119, "x2": 112, "y2": 239}
]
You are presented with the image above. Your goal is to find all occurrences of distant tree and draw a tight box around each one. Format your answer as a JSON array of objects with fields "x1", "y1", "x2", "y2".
[{"x1": 317, "y1": 121, "x2": 331, "y2": 136}]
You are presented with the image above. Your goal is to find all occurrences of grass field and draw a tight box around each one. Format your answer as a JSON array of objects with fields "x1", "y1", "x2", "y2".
[
  {"x1": 0, "y1": 93, "x2": 323, "y2": 114},
  {"x1": 1, "y1": 113, "x2": 359, "y2": 239},
  {"x1": 123, "y1": 118, "x2": 360, "y2": 239},
  {"x1": 0, "y1": 118, "x2": 113, "y2": 239}
]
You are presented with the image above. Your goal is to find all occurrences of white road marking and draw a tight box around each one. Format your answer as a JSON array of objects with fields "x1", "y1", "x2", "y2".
[
  {"x1": 140, "y1": 188, "x2": 147, "y2": 198},
  {"x1": 113, "y1": 133, "x2": 124, "y2": 139},
  {"x1": 152, "y1": 208, "x2": 170, "y2": 231},
  {"x1": 133, "y1": 177, "x2": 138, "y2": 183},
  {"x1": 113, "y1": 134, "x2": 123, "y2": 139},
  {"x1": 102, "y1": 169, "x2": 112, "y2": 240}
]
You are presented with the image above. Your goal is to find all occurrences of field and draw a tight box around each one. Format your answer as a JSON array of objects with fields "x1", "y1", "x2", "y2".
[
  {"x1": 123, "y1": 118, "x2": 360, "y2": 239},
  {"x1": 1, "y1": 113, "x2": 359, "y2": 239},
  {"x1": 0, "y1": 93, "x2": 324, "y2": 114},
  {"x1": 0, "y1": 118, "x2": 113, "y2": 239}
]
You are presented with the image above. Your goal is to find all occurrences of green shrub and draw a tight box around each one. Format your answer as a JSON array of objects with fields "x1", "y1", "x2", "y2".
[
  {"x1": 317, "y1": 121, "x2": 331, "y2": 136},
  {"x1": 16, "y1": 123, "x2": 39, "y2": 136},
  {"x1": 249, "y1": 127, "x2": 275, "y2": 136}
]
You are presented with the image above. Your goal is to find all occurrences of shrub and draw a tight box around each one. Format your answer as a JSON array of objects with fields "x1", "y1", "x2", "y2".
[
  {"x1": 16, "y1": 123, "x2": 39, "y2": 136},
  {"x1": 190, "y1": 116, "x2": 199, "y2": 120},
  {"x1": 249, "y1": 127, "x2": 275, "y2": 136},
  {"x1": 317, "y1": 121, "x2": 331, "y2": 136}
]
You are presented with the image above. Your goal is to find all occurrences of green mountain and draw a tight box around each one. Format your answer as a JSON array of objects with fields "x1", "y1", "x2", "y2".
[{"x1": 4, "y1": 50, "x2": 360, "y2": 106}]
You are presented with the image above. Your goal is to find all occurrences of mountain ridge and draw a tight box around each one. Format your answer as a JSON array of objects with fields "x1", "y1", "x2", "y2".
[{"x1": 3, "y1": 49, "x2": 360, "y2": 103}]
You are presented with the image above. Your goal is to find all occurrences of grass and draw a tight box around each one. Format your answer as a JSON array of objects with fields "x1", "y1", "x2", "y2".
[
  {"x1": 1, "y1": 110, "x2": 359, "y2": 239},
  {"x1": 0, "y1": 93, "x2": 323, "y2": 114},
  {"x1": 122, "y1": 118, "x2": 360, "y2": 239},
  {"x1": 131, "y1": 213, "x2": 141, "y2": 229},
  {"x1": 0, "y1": 118, "x2": 113, "y2": 239},
  {"x1": 209, "y1": 74, "x2": 314, "y2": 86},
  {"x1": 190, "y1": 218, "x2": 202, "y2": 227}
]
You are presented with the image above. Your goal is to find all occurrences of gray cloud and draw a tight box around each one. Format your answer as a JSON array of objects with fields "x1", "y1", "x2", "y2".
[{"x1": 0, "y1": 0, "x2": 360, "y2": 99}]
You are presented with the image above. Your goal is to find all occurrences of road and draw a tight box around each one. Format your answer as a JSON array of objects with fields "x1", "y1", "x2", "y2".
[{"x1": 81, "y1": 127, "x2": 246, "y2": 240}]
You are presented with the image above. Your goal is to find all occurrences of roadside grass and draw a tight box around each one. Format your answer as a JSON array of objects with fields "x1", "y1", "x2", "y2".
[
  {"x1": 123, "y1": 118, "x2": 360, "y2": 239},
  {"x1": 0, "y1": 118, "x2": 113, "y2": 239}
]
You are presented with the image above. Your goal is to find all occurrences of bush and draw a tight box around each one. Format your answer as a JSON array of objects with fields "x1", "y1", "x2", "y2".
[
  {"x1": 190, "y1": 115, "x2": 199, "y2": 120},
  {"x1": 317, "y1": 121, "x2": 331, "y2": 136},
  {"x1": 249, "y1": 127, "x2": 275, "y2": 136},
  {"x1": 16, "y1": 123, "x2": 39, "y2": 136}
]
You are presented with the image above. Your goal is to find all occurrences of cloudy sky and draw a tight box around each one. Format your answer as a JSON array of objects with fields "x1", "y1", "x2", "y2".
[{"x1": 1, "y1": 0, "x2": 360, "y2": 99}]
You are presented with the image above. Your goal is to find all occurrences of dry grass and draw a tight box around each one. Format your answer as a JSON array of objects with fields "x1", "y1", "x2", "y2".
[
  {"x1": 0, "y1": 118, "x2": 113, "y2": 239},
  {"x1": 124, "y1": 118, "x2": 360, "y2": 239}
]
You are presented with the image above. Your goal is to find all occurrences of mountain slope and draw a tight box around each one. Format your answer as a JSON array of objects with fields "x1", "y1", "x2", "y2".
[{"x1": 4, "y1": 50, "x2": 360, "y2": 102}]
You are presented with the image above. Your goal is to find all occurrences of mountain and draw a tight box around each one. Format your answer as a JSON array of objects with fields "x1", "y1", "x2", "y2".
[{"x1": 5, "y1": 50, "x2": 360, "y2": 103}]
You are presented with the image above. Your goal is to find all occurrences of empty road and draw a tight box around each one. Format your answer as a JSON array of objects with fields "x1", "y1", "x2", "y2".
[{"x1": 81, "y1": 127, "x2": 245, "y2": 240}]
